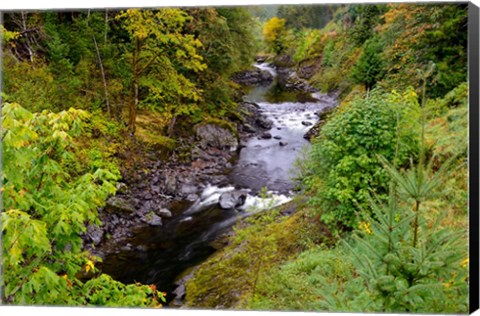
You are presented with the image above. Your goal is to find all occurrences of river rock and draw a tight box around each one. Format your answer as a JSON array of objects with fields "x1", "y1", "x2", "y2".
[
  {"x1": 191, "y1": 147, "x2": 212, "y2": 161},
  {"x1": 86, "y1": 224, "x2": 104, "y2": 246},
  {"x1": 115, "y1": 182, "x2": 128, "y2": 194},
  {"x1": 164, "y1": 173, "x2": 178, "y2": 195},
  {"x1": 231, "y1": 68, "x2": 273, "y2": 85},
  {"x1": 241, "y1": 101, "x2": 260, "y2": 110},
  {"x1": 279, "y1": 141, "x2": 288, "y2": 146},
  {"x1": 139, "y1": 200, "x2": 156, "y2": 215},
  {"x1": 105, "y1": 196, "x2": 136, "y2": 215},
  {"x1": 255, "y1": 117, "x2": 273, "y2": 129},
  {"x1": 158, "y1": 208, "x2": 173, "y2": 218},
  {"x1": 255, "y1": 55, "x2": 268, "y2": 63},
  {"x1": 219, "y1": 190, "x2": 247, "y2": 209},
  {"x1": 260, "y1": 132, "x2": 272, "y2": 139},
  {"x1": 304, "y1": 120, "x2": 326, "y2": 141},
  {"x1": 186, "y1": 194, "x2": 199, "y2": 202},
  {"x1": 180, "y1": 183, "x2": 197, "y2": 196},
  {"x1": 142, "y1": 212, "x2": 163, "y2": 226},
  {"x1": 194, "y1": 124, "x2": 238, "y2": 151},
  {"x1": 151, "y1": 185, "x2": 161, "y2": 194},
  {"x1": 243, "y1": 123, "x2": 256, "y2": 133},
  {"x1": 301, "y1": 121, "x2": 313, "y2": 126},
  {"x1": 273, "y1": 135, "x2": 282, "y2": 140}
]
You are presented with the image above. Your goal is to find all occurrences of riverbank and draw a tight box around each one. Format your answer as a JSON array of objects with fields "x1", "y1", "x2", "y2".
[{"x1": 81, "y1": 61, "x2": 338, "y2": 304}]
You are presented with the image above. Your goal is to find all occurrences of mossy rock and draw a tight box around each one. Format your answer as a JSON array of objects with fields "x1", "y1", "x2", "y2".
[
  {"x1": 184, "y1": 198, "x2": 332, "y2": 309},
  {"x1": 201, "y1": 117, "x2": 238, "y2": 137}
]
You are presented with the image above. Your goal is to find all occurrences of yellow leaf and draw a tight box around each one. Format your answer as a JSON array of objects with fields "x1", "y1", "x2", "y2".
[{"x1": 85, "y1": 260, "x2": 95, "y2": 273}]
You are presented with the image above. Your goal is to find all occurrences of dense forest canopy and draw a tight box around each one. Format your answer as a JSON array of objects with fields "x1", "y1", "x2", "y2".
[{"x1": 1, "y1": 3, "x2": 470, "y2": 312}]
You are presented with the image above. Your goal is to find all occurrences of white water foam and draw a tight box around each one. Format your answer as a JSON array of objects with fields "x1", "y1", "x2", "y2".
[
  {"x1": 186, "y1": 184, "x2": 292, "y2": 216},
  {"x1": 254, "y1": 62, "x2": 277, "y2": 77},
  {"x1": 239, "y1": 191, "x2": 292, "y2": 211},
  {"x1": 185, "y1": 185, "x2": 236, "y2": 215}
]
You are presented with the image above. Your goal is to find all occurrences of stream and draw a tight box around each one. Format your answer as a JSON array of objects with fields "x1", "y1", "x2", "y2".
[{"x1": 100, "y1": 63, "x2": 337, "y2": 305}]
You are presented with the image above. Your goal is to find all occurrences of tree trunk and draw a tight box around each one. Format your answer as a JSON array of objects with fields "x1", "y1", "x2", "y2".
[
  {"x1": 87, "y1": 10, "x2": 111, "y2": 117},
  {"x1": 128, "y1": 39, "x2": 141, "y2": 135},
  {"x1": 167, "y1": 115, "x2": 177, "y2": 137},
  {"x1": 20, "y1": 11, "x2": 34, "y2": 63}
]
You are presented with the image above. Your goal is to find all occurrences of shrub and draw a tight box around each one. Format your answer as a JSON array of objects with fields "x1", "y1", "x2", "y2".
[
  {"x1": 304, "y1": 88, "x2": 420, "y2": 229},
  {"x1": 1, "y1": 103, "x2": 164, "y2": 306}
]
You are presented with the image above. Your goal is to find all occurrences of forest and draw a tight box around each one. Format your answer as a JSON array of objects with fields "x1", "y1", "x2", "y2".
[{"x1": 1, "y1": 3, "x2": 470, "y2": 313}]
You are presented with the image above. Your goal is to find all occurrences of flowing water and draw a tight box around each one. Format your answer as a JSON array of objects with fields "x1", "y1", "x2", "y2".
[{"x1": 100, "y1": 63, "x2": 337, "y2": 304}]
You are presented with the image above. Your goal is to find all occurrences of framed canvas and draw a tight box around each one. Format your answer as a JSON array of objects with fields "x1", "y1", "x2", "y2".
[{"x1": 0, "y1": 0, "x2": 478, "y2": 315}]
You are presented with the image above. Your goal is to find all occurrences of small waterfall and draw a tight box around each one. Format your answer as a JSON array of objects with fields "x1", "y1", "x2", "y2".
[
  {"x1": 100, "y1": 62, "x2": 338, "y2": 304},
  {"x1": 254, "y1": 62, "x2": 277, "y2": 77}
]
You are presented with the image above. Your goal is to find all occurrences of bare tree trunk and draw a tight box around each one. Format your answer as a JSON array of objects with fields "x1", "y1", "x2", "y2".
[
  {"x1": 92, "y1": 32, "x2": 111, "y2": 117},
  {"x1": 20, "y1": 11, "x2": 34, "y2": 63},
  {"x1": 87, "y1": 10, "x2": 111, "y2": 117}
]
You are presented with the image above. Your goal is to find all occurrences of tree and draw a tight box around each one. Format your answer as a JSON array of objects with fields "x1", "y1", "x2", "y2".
[
  {"x1": 262, "y1": 17, "x2": 287, "y2": 54},
  {"x1": 117, "y1": 8, "x2": 206, "y2": 135},
  {"x1": 347, "y1": 4, "x2": 387, "y2": 45},
  {"x1": 1, "y1": 103, "x2": 165, "y2": 306},
  {"x1": 277, "y1": 4, "x2": 337, "y2": 30},
  {"x1": 183, "y1": 7, "x2": 258, "y2": 118},
  {"x1": 380, "y1": 4, "x2": 467, "y2": 98},
  {"x1": 350, "y1": 37, "x2": 386, "y2": 92}
]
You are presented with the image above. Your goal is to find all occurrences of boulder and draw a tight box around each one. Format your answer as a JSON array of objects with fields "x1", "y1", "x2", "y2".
[
  {"x1": 273, "y1": 135, "x2": 282, "y2": 140},
  {"x1": 255, "y1": 117, "x2": 273, "y2": 129},
  {"x1": 241, "y1": 101, "x2": 260, "y2": 110},
  {"x1": 194, "y1": 124, "x2": 238, "y2": 150},
  {"x1": 86, "y1": 224, "x2": 104, "y2": 246},
  {"x1": 304, "y1": 120, "x2": 326, "y2": 141},
  {"x1": 180, "y1": 183, "x2": 197, "y2": 196},
  {"x1": 139, "y1": 200, "x2": 156, "y2": 215},
  {"x1": 231, "y1": 68, "x2": 273, "y2": 86},
  {"x1": 158, "y1": 208, "x2": 173, "y2": 218},
  {"x1": 279, "y1": 141, "x2": 288, "y2": 147},
  {"x1": 142, "y1": 212, "x2": 163, "y2": 226},
  {"x1": 219, "y1": 190, "x2": 248, "y2": 209},
  {"x1": 301, "y1": 121, "x2": 313, "y2": 126},
  {"x1": 105, "y1": 196, "x2": 136, "y2": 215},
  {"x1": 243, "y1": 123, "x2": 256, "y2": 133},
  {"x1": 164, "y1": 173, "x2": 178, "y2": 195},
  {"x1": 260, "y1": 132, "x2": 272, "y2": 139}
]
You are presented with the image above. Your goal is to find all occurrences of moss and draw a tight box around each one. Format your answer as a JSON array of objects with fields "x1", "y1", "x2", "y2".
[
  {"x1": 200, "y1": 116, "x2": 239, "y2": 138},
  {"x1": 134, "y1": 110, "x2": 176, "y2": 151},
  {"x1": 184, "y1": 199, "x2": 332, "y2": 309}
]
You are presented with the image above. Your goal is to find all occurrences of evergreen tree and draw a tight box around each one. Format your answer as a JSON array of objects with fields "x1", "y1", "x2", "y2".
[{"x1": 351, "y1": 37, "x2": 386, "y2": 92}]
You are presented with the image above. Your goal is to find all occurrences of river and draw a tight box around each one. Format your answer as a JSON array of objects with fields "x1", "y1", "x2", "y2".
[{"x1": 100, "y1": 63, "x2": 337, "y2": 305}]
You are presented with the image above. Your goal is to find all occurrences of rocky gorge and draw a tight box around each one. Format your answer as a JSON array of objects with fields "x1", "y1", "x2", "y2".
[{"x1": 82, "y1": 61, "x2": 338, "y2": 305}]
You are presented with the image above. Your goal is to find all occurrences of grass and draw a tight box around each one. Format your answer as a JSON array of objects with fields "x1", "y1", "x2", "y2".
[{"x1": 184, "y1": 198, "x2": 333, "y2": 309}]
